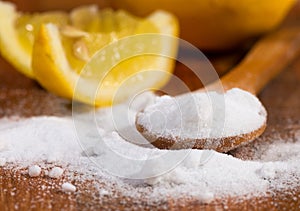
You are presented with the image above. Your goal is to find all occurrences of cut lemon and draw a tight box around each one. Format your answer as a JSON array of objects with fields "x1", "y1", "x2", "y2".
[
  {"x1": 0, "y1": 1, "x2": 69, "y2": 78},
  {"x1": 32, "y1": 9, "x2": 179, "y2": 106}
]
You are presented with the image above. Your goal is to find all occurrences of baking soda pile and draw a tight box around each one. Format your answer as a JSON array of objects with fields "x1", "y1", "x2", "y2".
[
  {"x1": 137, "y1": 88, "x2": 267, "y2": 140},
  {"x1": 0, "y1": 89, "x2": 299, "y2": 203}
]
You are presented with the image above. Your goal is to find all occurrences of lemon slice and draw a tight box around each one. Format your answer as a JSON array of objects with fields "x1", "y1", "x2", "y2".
[
  {"x1": 0, "y1": 1, "x2": 69, "y2": 78},
  {"x1": 32, "y1": 9, "x2": 179, "y2": 106}
]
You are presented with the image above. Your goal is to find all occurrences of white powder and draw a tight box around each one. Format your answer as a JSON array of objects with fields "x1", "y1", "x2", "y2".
[
  {"x1": 0, "y1": 157, "x2": 6, "y2": 166},
  {"x1": 62, "y1": 182, "x2": 76, "y2": 192},
  {"x1": 0, "y1": 116, "x2": 82, "y2": 163},
  {"x1": 136, "y1": 88, "x2": 266, "y2": 140},
  {"x1": 48, "y1": 167, "x2": 64, "y2": 179},
  {"x1": 28, "y1": 165, "x2": 41, "y2": 177},
  {"x1": 99, "y1": 189, "x2": 109, "y2": 196},
  {"x1": 0, "y1": 91, "x2": 299, "y2": 202},
  {"x1": 257, "y1": 162, "x2": 282, "y2": 179}
]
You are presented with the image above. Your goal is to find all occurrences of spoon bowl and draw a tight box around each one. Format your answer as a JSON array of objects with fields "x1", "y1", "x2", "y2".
[{"x1": 136, "y1": 88, "x2": 267, "y2": 152}]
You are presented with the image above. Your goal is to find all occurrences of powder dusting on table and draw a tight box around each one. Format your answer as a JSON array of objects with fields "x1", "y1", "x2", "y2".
[{"x1": 0, "y1": 90, "x2": 299, "y2": 204}]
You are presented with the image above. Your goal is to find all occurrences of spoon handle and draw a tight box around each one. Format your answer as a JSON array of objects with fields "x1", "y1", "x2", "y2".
[{"x1": 217, "y1": 27, "x2": 300, "y2": 94}]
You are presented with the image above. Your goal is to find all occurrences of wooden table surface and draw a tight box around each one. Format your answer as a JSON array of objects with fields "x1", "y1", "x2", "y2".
[{"x1": 1, "y1": 3, "x2": 300, "y2": 211}]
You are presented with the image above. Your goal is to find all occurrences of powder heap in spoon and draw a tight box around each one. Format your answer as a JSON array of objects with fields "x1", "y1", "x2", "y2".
[{"x1": 136, "y1": 88, "x2": 267, "y2": 151}]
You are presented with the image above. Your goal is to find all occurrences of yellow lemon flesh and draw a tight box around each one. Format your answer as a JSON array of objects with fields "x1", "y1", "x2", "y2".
[
  {"x1": 112, "y1": 0, "x2": 296, "y2": 50},
  {"x1": 32, "y1": 7, "x2": 179, "y2": 106},
  {"x1": 0, "y1": 1, "x2": 69, "y2": 78}
]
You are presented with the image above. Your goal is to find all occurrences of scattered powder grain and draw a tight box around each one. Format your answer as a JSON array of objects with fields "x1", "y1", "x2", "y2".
[
  {"x1": 28, "y1": 165, "x2": 41, "y2": 177},
  {"x1": 62, "y1": 182, "x2": 76, "y2": 192},
  {"x1": 48, "y1": 167, "x2": 64, "y2": 179}
]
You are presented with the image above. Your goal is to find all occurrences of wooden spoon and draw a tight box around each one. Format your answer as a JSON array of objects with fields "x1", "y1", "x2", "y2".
[{"x1": 136, "y1": 26, "x2": 300, "y2": 152}]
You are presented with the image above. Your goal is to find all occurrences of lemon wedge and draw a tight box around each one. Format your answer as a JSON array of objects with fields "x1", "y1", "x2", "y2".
[
  {"x1": 0, "y1": 1, "x2": 68, "y2": 78},
  {"x1": 32, "y1": 9, "x2": 179, "y2": 106}
]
